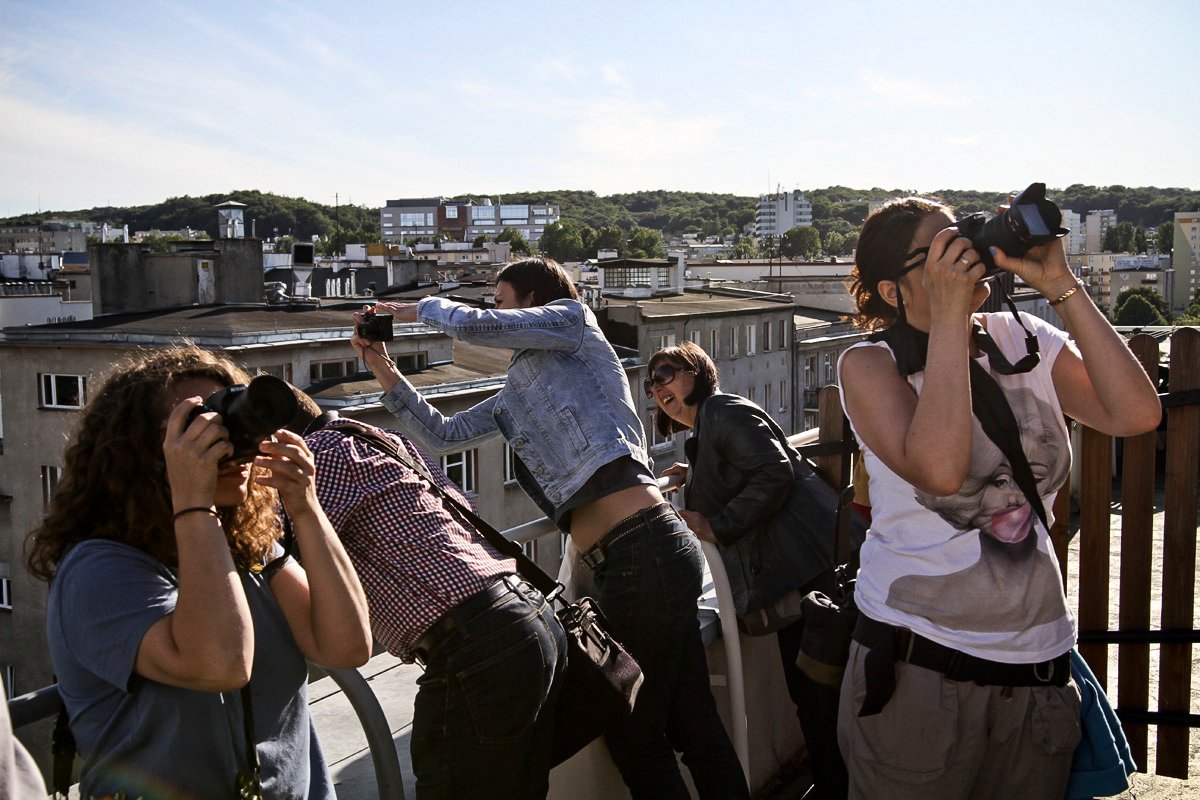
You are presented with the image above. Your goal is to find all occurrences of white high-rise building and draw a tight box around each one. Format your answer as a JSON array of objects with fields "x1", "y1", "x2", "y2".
[
  {"x1": 755, "y1": 190, "x2": 813, "y2": 239},
  {"x1": 1061, "y1": 210, "x2": 1085, "y2": 254}
]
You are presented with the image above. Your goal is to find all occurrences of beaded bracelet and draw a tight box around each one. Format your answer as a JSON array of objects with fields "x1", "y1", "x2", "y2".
[
  {"x1": 173, "y1": 506, "x2": 220, "y2": 521},
  {"x1": 1048, "y1": 282, "x2": 1082, "y2": 307}
]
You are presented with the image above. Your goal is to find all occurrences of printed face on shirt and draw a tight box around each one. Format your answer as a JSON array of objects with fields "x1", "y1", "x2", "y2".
[{"x1": 914, "y1": 388, "x2": 1069, "y2": 550}]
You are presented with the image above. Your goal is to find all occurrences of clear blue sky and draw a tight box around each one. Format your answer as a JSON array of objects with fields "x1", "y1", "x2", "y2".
[{"x1": 1, "y1": 0, "x2": 1197, "y2": 215}]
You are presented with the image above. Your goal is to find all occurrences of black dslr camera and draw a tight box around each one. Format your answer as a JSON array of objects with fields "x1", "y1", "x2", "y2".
[
  {"x1": 189, "y1": 375, "x2": 299, "y2": 464},
  {"x1": 356, "y1": 311, "x2": 394, "y2": 342},
  {"x1": 955, "y1": 182, "x2": 1069, "y2": 279}
]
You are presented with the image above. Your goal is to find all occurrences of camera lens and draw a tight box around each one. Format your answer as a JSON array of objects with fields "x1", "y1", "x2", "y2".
[{"x1": 244, "y1": 375, "x2": 299, "y2": 432}]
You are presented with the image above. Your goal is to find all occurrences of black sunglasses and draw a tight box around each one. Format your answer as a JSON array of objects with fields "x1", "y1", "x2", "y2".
[{"x1": 643, "y1": 364, "x2": 695, "y2": 398}]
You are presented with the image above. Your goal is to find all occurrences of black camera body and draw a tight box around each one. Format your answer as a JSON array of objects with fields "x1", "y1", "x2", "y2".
[
  {"x1": 188, "y1": 374, "x2": 299, "y2": 464},
  {"x1": 956, "y1": 182, "x2": 1069, "y2": 279},
  {"x1": 356, "y1": 311, "x2": 394, "y2": 342}
]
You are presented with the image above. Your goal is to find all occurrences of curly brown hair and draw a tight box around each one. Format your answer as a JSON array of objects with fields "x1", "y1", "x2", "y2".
[
  {"x1": 848, "y1": 196, "x2": 955, "y2": 330},
  {"x1": 26, "y1": 345, "x2": 283, "y2": 582}
]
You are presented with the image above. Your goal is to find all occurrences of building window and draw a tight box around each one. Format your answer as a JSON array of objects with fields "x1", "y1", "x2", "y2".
[
  {"x1": 649, "y1": 331, "x2": 676, "y2": 353},
  {"x1": 41, "y1": 465, "x2": 62, "y2": 509},
  {"x1": 648, "y1": 413, "x2": 671, "y2": 448},
  {"x1": 709, "y1": 328, "x2": 719, "y2": 355},
  {"x1": 256, "y1": 363, "x2": 293, "y2": 382},
  {"x1": 309, "y1": 358, "x2": 358, "y2": 383},
  {"x1": 779, "y1": 380, "x2": 788, "y2": 411},
  {"x1": 729, "y1": 327, "x2": 739, "y2": 358},
  {"x1": 764, "y1": 383, "x2": 772, "y2": 411},
  {"x1": 778, "y1": 320, "x2": 787, "y2": 348},
  {"x1": 445, "y1": 206, "x2": 459, "y2": 219},
  {"x1": 745, "y1": 324, "x2": 756, "y2": 355},
  {"x1": 393, "y1": 352, "x2": 429, "y2": 374},
  {"x1": 440, "y1": 449, "x2": 477, "y2": 494},
  {"x1": 762, "y1": 321, "x2": 773, "y2": 351},
  {"x1": 503, "y1": 444, "x2": 519, "y2": 485},
  {"x1": 521, "y1": 540, "x2": 537, "y2": 560},
  {"x1": 2, "y1": 665, "x2": 13, "y2": 698},
  {"x1": 823, "y1": 354, "x2": 834, "y2": 385},
  {"x1": 0, "y1": 576, "x2": 10, "y2": 611},
  {"x1": 39, "y1": 374, "x2": 86, "y2": 409},
  {"x1": 687, "y1": 330, "x2": 700, "y2": 345},
  {"x1": 748, "y1": 386, "x2": 756, "y2": 402}
]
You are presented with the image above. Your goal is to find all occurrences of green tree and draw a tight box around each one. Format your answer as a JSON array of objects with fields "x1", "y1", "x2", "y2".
[
  {"x1": 592, "y1": 225, "x2": 625, "y2": 255},
  {"x1": 472, "y1": 234, "x2": 490, "y2": 247},
  {"x1": 1103, "y1": 221, "x2": 1136, "y2": 252},
  {"x1": 496, "y1": 227, "x2": 532, "y2": 255},
  {"x1": 627, "y1": 226, "x2": 665, "y2": 259},
  {"x1": 760, "y1": 236, "x2": 779, "y2": 258},
  {"x1": 824, "y1": 231, "x2": 846, "y2": 256},
  {"x1": 732, "y1": 236, "x2": 757, "y2": 259},
  {"x1": 1156, "y1": 222, "x2": 1174, "y2": 255},
  {"x1": 1113, "y1": 287, "x2": 1170, "y2": 321},
  {"x1": 1134, "y1": 226, "x2": 1147, "y2": 254},
  {"x1": 781, "y1": 226, "x2": 821, "y2": 259},
  {"x1": 539, "y1": 220, "x2": 587, "y2": 262},
  {"x1": 275, "y1": 235, "x2": 296, "y2": 254},
  {"x1": 843, "y1": 233, "x2": 858, "y2": 254},
  {"x1": 1113, "y1": 294, "x2": 1166, "y2": 326}
]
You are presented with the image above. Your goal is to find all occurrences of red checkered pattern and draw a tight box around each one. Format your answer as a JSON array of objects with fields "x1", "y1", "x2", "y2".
[{"x1": 305, "y1": 418, "x2": 515, "y2": 662}]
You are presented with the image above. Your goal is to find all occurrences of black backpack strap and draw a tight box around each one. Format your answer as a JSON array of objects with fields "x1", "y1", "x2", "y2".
[
  {"x1": 51, "y1": 700, "x2": 74, "y2": 798},
  {"x1": 330, "y1": 420, "x2": 563, "y2": 600}
]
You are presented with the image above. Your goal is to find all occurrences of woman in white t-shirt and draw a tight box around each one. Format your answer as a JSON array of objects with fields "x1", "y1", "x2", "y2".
[{"x1": 835, "y1": 197, "x2": 1160, "y2": 799}]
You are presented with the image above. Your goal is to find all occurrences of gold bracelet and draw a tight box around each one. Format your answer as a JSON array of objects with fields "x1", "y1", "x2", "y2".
[{"x1": 1048, "y1": 282, "x2": 1082, "y2": 307}]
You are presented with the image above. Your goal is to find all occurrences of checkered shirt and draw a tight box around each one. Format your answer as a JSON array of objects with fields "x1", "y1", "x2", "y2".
[{"x1": 304, "y1": 418, "x2": 515, "y2": 662}]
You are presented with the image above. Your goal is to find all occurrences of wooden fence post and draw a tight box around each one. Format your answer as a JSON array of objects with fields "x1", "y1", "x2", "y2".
[
  {"x1": 1117, "y1": 334, "x2": 1161, "y2": 767},
  {"x1": 1078, "y1": 422, "x2": 1114, "y2": 685},
  {"x1": 1157, "y1": 328, "x2": 1200, "y2": 778}
]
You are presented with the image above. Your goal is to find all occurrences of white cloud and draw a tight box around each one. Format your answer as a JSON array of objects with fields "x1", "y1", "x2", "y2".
[{"x1": 859, "y1": 69, "x2": 967, "y2": 109}]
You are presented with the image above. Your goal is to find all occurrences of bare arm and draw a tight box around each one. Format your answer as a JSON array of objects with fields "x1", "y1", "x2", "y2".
[
  {"x1": 842, "y1": 230, "x2": 984, "y2": 497},
  {"x1": 992, "y1": 243, "x2": 1161, "y2": 436},
  {"x1": 259, "y1": 431, "x2": 372, "y2": 670},
  {"x1": 134, "y1": 398, "x2": 253, "y2": 692}
]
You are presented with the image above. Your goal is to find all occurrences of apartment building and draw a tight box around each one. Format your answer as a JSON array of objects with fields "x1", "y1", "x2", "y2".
[
  {"x1": 1171, "y1": 211, "x2": 1200, "y2": 312},
  {"x1": 793, "y1": 313, "x2": 867, "y2": 432},
  {"x1": 1085, "y1": 209, "x2": 1118, "y2": 253},
  {"x1": 1110, "y1": 255, "x2": 1174, "y2": 311},
  {"x1": 1068, "y1": 251, "x2": 1122, "y2": 313},
  {"x1": 598, "y1": 287, "x2": 798, "y2": 471},
  {"x1": 380, "y1": 197, "x2": 560, "y2": 245},
  {"x1": 1061, "y1": 209, "x2": 1085, "y2": 254},
  {"x1": 755, "y1": 190, "x2": 813, "y2": 240}
]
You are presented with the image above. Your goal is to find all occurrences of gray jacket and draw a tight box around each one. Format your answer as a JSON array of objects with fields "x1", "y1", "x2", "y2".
[{"x1": 380, "y1": 296, "x2": 649, "y2": 508}]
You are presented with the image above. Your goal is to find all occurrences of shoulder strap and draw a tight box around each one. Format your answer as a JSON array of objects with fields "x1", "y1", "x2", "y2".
[{"x1": 330, "y1": 420, "x2": 563, "y2": 600}]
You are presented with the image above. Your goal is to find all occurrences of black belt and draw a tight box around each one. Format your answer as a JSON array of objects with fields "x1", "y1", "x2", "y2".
[
  {"x1": 413, "y1": 576, "x2": 520, "y2": 666},
  {"x1": 580, "y1": 502, "x2": 679, "y2": 571},
  {"x1": 853, "y1": 614, "x2": 1071, "y2": 717}
]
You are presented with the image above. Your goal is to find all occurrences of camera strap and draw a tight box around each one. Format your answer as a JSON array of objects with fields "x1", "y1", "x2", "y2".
[{"x1": 868, "y1": 322, "x2": 1048, "y2": 531}]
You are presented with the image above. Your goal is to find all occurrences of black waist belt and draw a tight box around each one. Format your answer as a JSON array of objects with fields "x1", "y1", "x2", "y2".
[
  {"x1": 580, "y1": 502, "x2": 678, "y2": 571},
  {"x1": 413, "y1": 576, "x2": 519, "y2": 666},
  {"x1": 852, "y1": 614, "x2": 1071, "y2": 717}
]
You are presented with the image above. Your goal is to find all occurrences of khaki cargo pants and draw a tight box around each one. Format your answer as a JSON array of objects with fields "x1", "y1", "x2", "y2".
[{"x1": 837, "y1": 641, "x2": 1081, "y2": 800}]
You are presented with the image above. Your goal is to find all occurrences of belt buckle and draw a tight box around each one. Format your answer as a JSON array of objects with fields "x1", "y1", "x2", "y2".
[
  {"x1": 1033, "y1": 658, "x2": 1055, "y2": 684},
  {"x1": 581, "y1": 546, "x2": 606, "y2": 571}
]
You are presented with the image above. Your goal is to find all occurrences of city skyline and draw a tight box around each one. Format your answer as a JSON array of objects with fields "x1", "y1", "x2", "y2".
[{"x1": 2, "y1": 0, "x2": 1198, "y2": 216}]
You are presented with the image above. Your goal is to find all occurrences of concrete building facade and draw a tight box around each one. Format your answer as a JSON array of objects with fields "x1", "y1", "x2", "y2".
[
  {"x1": 381, "y1": 197, "x2": 560, "y2": 246},
  {"x1": 755, "y1": 190, "x2": 813, "y2": 240},
  {"x1": 1085, "y1": 209, "x2": 1118, "y2": 253},
  {"x1": 1171, "y1": 211, "x2": 1200, "y2": 312}
]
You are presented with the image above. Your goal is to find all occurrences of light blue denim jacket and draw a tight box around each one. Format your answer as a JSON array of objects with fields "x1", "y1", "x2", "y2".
[{"x1": 380, "y1": 296, "x2": 649, "y2": 509}]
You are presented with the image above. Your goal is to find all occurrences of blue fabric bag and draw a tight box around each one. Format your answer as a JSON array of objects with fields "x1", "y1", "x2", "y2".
[{"x1": 1066, "y1": 648, "x2": 1137, "y2": 799}]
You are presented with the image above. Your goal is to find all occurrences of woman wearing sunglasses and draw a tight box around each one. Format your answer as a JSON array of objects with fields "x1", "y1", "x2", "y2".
[
  {"x1": 647, "y1": 342, "x2": 846, "y2": 800},
  {"x1": 354, "y1": 258, "x2": 748, "y2": 800},
  {"x1": 836, "y1": 197, "x2": 1159, "y2": 799}
]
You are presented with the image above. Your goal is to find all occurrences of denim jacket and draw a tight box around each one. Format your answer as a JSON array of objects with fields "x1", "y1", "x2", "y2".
[{"x1": 380, "y1": 296, "x2": 649, "y2": 509}]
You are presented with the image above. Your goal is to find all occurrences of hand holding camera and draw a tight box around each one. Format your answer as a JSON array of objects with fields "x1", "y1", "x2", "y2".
[
  {"x1": 254, "y1": 430, "x2": 321, "y2": 521},
  {"x1": 164, "y1": 398, "x2": 232, "y2": 508}
]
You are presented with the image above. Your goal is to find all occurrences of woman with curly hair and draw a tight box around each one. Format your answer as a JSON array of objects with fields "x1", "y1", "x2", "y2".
[{"x1": 27, "y1": 345, "x2": 371, "y2": 800}]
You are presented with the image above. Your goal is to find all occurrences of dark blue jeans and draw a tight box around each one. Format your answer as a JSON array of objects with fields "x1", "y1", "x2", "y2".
[
  {"x1": 593, "y1": 506, "x2": 750, "y2": 800},
  {"x1": 411, "y1": 576, "x2": 567, "y2": 800}
]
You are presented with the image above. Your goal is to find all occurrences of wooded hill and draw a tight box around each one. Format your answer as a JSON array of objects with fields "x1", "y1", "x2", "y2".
[{"x1": 5, "y1": 185, "x2": 1198, "y2": 245}]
